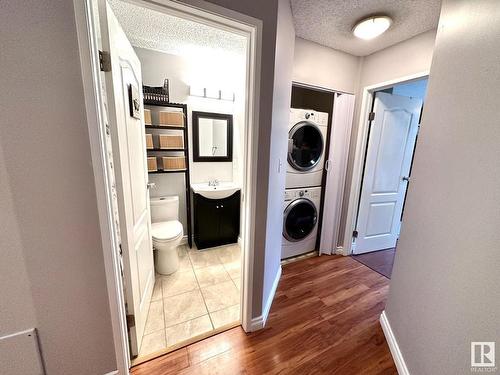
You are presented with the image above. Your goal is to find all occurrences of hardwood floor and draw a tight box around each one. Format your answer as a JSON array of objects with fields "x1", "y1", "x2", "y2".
[{"x1": 131, "y1": 255, "x2": 396, "y2": 375}]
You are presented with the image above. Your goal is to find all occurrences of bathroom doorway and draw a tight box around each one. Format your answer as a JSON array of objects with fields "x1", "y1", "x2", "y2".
[{"x1": 76, "y1": 0, "x2": 261, "y2": 370}]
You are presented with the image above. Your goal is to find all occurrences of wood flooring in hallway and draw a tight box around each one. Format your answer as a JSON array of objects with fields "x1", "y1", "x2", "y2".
[{"x1": 131, "y1": 255, "x2": 396, "y2": 375}]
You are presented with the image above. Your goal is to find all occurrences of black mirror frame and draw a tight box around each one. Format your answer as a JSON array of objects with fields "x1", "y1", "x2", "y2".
[{"x1": 192, "y1": 111, "x2": 233, "y2": 162}]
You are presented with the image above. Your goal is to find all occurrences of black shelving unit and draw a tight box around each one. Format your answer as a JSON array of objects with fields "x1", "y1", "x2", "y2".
[{"x1": 144, "y1": 100, "x2": 192, "y2": 248}]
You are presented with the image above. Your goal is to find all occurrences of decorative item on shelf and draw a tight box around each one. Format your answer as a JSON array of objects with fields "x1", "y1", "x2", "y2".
[
  {"x1": 144, "y1": 109, "x2": 152, "y2": 125},
  {"x1": 147, "y1": 157, "x2": 158, "y2": 172},
  {"x1": 145, "y1": 134, "x2": 154, "y2": 149},
  {"x1": 158, "y1": 111, "x2": 184, "y2": 127},
  {"x1": 162, "y1": 156, "x2": 186, "y2": 171},
  {"x1": 159, "y1": 134, "x2": 183, "y2": 149},
  {"x1": 143, "y1": 79, "x2": 169, "y2": 104}
]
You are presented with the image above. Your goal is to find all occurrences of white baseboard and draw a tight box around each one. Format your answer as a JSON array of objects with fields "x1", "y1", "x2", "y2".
[
  {"x1": 380, "y1": 310, "x2": 410, "y2": 375},
  {"x1": 249, "y1": 266, "x2": 282, "y2": 331},
  {"x1": 335, "y1": 246, "x2": 349, "y2": 256},
  {"x1": 103, "y1": 371, "x2": 119, "y2": 375}
]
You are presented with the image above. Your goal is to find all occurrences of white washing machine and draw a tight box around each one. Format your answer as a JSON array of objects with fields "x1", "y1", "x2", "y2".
[
  {"x1": 281, "y1": 186, "x2": 322, "y2": 259},
  {"x1": 286, "y1": 108, "x2": 329, "y2": 189}
]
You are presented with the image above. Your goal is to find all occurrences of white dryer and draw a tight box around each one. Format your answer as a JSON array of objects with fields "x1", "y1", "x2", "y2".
[
  {"x1": 286, "y1": 108, "x2": 329, "y2": 189},
  {"x1": 281, "y1": 186, "x2": 322, "y2": 259}
]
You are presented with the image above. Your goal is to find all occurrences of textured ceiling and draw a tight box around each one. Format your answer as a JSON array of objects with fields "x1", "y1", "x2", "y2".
[
  {"x1": 108, "y1": 0, "x2": 246, "y2": 58},
  {"x1": 291, "y1": 0, "x2": 441, "y2": 56}
]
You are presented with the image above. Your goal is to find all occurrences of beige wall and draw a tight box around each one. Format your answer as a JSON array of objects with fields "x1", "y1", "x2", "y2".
[
  {"x1": 385, "y1": 1, "x2": 500, "y2": 373},
  {"x1": 0, "y1": 1, "x2": 116, "y2": 374},
  {"x1": 293, "y1": 37, "x2": 361, "y2": 94},
  {"x1": 338, "y1": 30, "x2": 436, "y2": 246}
]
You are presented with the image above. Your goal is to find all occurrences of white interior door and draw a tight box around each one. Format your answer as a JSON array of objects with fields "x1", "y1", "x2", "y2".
[
  {"x1": 99, "y1": 3, "x2": 154, "y2": 357},
  {"x1": 353, "y1": 92, "x2": 422, "y2": 255},
  {"x1": 319, "y1": 92, "x2": 355, "y2": 255}
]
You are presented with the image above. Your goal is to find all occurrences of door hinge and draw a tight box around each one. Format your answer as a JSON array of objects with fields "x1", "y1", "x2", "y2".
[
  {"x1": 368, "y1": 112, "x2": 375, "y2": 121},
  {"x1": 352, "y1": 230, "x2": 358, "y2": 238},
  {"x1": 99, "y1": 50, "x2": 111, "y2": 72},
  {"x1": 126, "y1": 314, "x2": 135, "y2": 328}
]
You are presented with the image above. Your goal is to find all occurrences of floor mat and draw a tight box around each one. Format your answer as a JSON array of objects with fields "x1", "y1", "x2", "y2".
[{"x1": 352, "y1": 248, "x2": 396, "y2": 278}]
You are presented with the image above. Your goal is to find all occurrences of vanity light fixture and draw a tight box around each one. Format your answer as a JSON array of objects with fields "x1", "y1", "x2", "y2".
[
  {"x1": 189, "y1": 85, "x2": 235, "y2": 102},
  {"x1": 353, "y1": 15, "x2": 392, "y2": 40}
]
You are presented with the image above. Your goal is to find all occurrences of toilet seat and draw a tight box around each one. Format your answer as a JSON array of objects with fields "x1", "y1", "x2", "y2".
[{"x1": 151, "y1": 220, "x2": 183, "y2": 243}]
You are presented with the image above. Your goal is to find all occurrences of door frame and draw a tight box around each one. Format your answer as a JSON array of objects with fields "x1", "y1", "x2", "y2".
[
  {"x1": 73, "y1": 0, "x2": 262, "y2": 372},
  {"x1": 342, "y1": 72, "x2": 428, "y2": 256}
]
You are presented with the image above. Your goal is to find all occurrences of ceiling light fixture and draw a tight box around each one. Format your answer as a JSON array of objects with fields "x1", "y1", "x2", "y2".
[{"x1": 353, "y1": 15, "x2": 392, "y2": 40}]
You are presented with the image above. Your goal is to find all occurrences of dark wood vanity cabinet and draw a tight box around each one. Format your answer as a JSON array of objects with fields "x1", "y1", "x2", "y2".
[{"x1": 193, "y1": 190, "x2": 240, "y2": 249}]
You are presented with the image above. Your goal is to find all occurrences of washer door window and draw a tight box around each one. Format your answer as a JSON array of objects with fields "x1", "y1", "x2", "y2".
[
  {"x1": 283, "y1": 198, "x2": 318, "y2": 242},
  {"x1": 288, "y1": 121, "x2": 324, "y2": 171}
]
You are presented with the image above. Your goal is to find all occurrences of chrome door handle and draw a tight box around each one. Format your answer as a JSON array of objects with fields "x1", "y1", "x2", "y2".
[
  {"x1": 402, "y1": 176, "x2": 410, "y2": 182},
  {"x1": 147, "y1": 182, "x2": 156, "y2": 189},
  {"x1": 325, "y1": 160, "x2": 332, "y2": 171}
]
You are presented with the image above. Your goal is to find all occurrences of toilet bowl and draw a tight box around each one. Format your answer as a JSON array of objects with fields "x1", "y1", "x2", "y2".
[{"x1": 150, "y1": 196, "x2": 184, "y2": 275}]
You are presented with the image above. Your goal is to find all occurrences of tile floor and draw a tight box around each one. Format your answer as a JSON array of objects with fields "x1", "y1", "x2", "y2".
[{"x1": 139, "y1": 243, "x2": 241, "y2": 358}]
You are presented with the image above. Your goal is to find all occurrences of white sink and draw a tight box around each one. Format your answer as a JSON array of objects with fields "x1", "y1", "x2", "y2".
[{"x1": 191, "y1": 182, "x2": 241, "y2": 199}]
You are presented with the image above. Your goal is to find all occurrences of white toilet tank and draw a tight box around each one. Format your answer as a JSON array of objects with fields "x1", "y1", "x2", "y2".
[{"x1": 150, "y1": 196, "x2": 179, "y2": 223}]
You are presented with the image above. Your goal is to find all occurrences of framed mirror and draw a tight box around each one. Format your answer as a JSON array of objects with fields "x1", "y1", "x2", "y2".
[{"x1": 192, "y1": 111, "x2": 233, "y2": 162}]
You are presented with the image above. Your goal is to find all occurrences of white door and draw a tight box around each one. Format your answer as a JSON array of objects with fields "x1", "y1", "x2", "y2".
[
  {"x1": 319, "y1": 93, "x2": 355, "y2": 255},
  {"x1": 99, "y1": 3, "x2": 154, "y2": 357},
  {"x1": 353, "y1": 92, "x2": 422, "y2": 254}
]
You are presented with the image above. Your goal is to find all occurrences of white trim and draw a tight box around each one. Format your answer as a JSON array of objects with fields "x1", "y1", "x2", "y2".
[
  {"x1": 343, "y1": 71, "x2": 429, "y2": 256},
  {"x1": 249, "y1": 266, "x2": 282, "y2": 331},
  {"x1": 380, "y1": 311, "x2": 410, "y2": 375},
  {"x1": 75, "y1": 0, "x2": 262, "y2": 371},
  {"x1": 73, "y1": 0, "x2": 130, "y2": 372},
  {"x1": 334, "y1": 246, "x2": 349, "y2": 256},
  {"x1": 104, "y1": 371, "x2": 119, "y2": 375}
]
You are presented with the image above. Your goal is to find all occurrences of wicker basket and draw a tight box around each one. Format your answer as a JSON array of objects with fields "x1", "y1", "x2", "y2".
[
  {"x1": 158, "y1": 111, "x2": 184, "y2": 127},
  {"x1": 159, "y1": 134, "x2": 183, "y2": 149},
  {"x1": 145, "y1": 134, "x2": 154, "y2": 149},
  {"x1": 162, "y1": 156, "x2": 186, "y2": 170},
  {"x1": 144, "y1": 109, "x2": 152, "y2": 125},
  {"x1": 147, "y1": 157, "x2": 157, "y2": 172}
]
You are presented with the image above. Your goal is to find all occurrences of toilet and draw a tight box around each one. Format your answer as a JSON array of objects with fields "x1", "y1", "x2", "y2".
[{"x1": 150, "y1": 196, "x2": 184, "y2": 275}]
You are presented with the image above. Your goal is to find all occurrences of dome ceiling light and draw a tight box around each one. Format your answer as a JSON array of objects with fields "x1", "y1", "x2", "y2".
[{"x1": 353, "y1": 15, "x2": 392, "y2": 40}]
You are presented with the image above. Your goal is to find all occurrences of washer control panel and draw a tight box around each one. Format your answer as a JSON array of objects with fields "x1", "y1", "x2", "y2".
[{"x1": 284, "y1": 188, "x2": 321, "y2": 201}]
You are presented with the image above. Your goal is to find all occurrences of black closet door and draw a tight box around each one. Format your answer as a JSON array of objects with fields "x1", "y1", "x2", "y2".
[
  {"x1": 218, "y1": 191, "x2": 240, "y2": 244},
  {"x1": 288, "y1": 121, "x2": 324, "y2": 171},
  {"x1": 194, "y1": 195, "x2": 220, "y2": 249}
]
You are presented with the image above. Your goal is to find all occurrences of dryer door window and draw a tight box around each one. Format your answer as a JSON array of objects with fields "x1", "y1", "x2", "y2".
[
  {"x1": 288, "y1": 121, "x2": 324, "y2": 171},
  {"x1": 283, "y1": 198, "x2": 318, "y2": 242}
]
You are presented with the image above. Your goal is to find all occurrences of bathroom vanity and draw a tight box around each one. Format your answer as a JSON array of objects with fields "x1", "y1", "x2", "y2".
[{"x1": 191, "y1": 182, "x2": 240, "y2": 249}]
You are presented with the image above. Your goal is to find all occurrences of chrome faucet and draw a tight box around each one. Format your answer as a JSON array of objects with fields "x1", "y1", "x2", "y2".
[{"x1": 208, "y1": 179, "x2": 220, "y2": 187}]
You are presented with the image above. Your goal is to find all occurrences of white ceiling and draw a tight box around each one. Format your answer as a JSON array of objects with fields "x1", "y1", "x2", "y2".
[
  {"x1": 108, "y1": 0, "x2": 246, "y2": 58},
  {"x1": 291, "y1": 0, "x2": 441, "y2": 56}
]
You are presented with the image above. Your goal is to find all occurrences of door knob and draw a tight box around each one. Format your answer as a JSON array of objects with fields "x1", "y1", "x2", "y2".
[
  {"x1": 402, "y1": 176, "x2": 410, "y2": 182},
  {"x1": 147, "y1": 182, "x2": 156, "y2": 189}
]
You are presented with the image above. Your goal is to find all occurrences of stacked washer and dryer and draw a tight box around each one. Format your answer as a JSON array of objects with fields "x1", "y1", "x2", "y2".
[{"x1": 282, "y1": 108, "x2": 329, "y2": 259}]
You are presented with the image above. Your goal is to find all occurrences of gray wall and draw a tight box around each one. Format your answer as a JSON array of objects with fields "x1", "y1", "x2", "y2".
[
  {"x1": 263, "y1": 0, "x2": 295, "y2": 311},
  {"x1": 385, "y1": 1, "x2": 500, "y2": 373},
  {"x1": 293, "y1": 37, "x2": 361, "y2": 94},
  {"x1": 0, "y1": 1, "x2": 116, "y2": 374}
]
